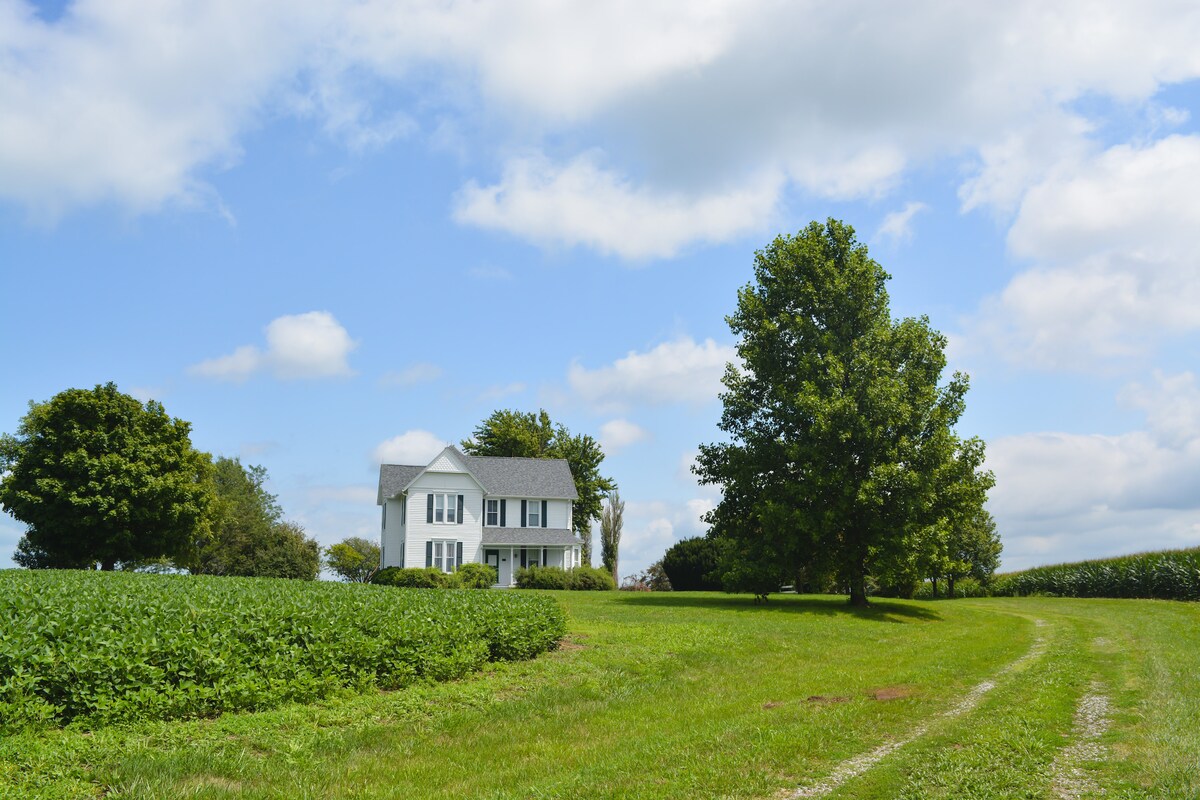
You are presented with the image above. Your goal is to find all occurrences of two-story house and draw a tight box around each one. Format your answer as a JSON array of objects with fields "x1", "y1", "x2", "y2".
[{"x1": 377, "y1": 445, "x2": 581, "y2": 587}]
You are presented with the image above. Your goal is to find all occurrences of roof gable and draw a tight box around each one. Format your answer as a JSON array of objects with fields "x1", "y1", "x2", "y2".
[{"x1": 377, "y1": 446, "x2": 578, "y2": 503}]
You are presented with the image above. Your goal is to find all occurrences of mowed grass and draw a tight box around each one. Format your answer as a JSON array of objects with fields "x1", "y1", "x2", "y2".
[{"x1": 2, "y1": 592, "x2": 1198, "y2": 799}]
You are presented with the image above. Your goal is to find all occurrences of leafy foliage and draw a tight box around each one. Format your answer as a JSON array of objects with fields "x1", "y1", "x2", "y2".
[
  {"x1": 515, "y1": 565, "x2": 616, "y2": 590},
  {"x1": 660, "y1": 537, "x2": 723, "y2": 591},
  {"x1": 462, "y1": 408, "x2": 615, "y2": 564},
  {"x1": 696, "y1": 220, "x2": 992, "y2": 605},
  {"x1": 372, "y1": 567, "x2": 455, "y2": 589},
  {"x1": 454, "y1": 563, "x2": 498, "y2": 589},
  {"x1": 0, "y1": 570, "x2": 565, "y2": 730},
  {"x1": 516, "y1": 565, "x2": 571, "y2": 590},
  {"x1": 326, "y1": 537, "x2": 381, "y2": 583},
  {"x1": 188, "y1": 457, "x2": 320, "y2": 580},
  {"x1": 0, "y1": 383, "x2": 211, "y2": 571},
  {"x1": 991, "y1": 547, "x2": 1200, "y2": 600},
  {"x1": 599, "y1": 490, "x2": 624, "y2": 580}
]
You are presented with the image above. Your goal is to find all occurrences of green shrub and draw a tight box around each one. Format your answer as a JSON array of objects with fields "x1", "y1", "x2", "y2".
[
  {"x1": 455, "y1": 563, "x2": 498, "y2": 589},
  {"x1": 567, "y1": 565, "x2": 617, "y2": 591},
  {"x1": 661, "y1": 537, "x2": 723, "y2": 591},
  {"x1": 516, "y1": 565, "x2": 570, "y2": 590},
  {"x1": 372, "y1": 566, "x2": 452, "y2": 588},
  {"x1": 0, "y1": 569, "x2": 566, "y2": 730}
]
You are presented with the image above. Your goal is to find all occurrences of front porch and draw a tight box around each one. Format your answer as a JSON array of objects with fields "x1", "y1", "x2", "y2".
[{"x1": 481, "y1": 529, "x2": 581, "y2": 587}]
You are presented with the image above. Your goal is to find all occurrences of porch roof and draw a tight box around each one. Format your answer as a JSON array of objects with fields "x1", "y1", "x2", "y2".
[{"x1": 481, "y1": 528, "x2": 579, "y2": 546}]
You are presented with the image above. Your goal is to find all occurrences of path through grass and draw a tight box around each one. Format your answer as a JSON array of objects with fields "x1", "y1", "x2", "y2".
[{"x1": 2, "y1": 593, "x2": 1197, "y2": 799}]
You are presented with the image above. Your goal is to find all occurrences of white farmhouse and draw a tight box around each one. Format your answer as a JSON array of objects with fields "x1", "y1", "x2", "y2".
[{"x1": 377, "y1": 446, "x2": 581, "y2": 587}]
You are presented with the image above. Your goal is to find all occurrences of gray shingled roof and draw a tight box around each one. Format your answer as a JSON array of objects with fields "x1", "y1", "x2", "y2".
[
  {"x1": 460, "y1": 451, "x2": 578, "y2": 500},
  {"x1": 377, "y1": 447, "x2": 578, "y2": 503},
  {"x1": 377, "y1": 464, "x2": 424, "y2": 504},
  {"x1": 482, "y1": 528, "x2": 580, "y2": 546}
]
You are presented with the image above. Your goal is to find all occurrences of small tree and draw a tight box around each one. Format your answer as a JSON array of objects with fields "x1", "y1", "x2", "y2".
[
  {"x1": 661, "y1": 537, "x2": 723, "y2": 591},
  {"x1": 0, "y1": 383, "x2": 211, "y2": 571},
  {"x1": 599, "y1": 490, "x2": 624, "y2": 581},
  {"x1": 326, "y1": 537, "x2": 381, "y2": 583}
]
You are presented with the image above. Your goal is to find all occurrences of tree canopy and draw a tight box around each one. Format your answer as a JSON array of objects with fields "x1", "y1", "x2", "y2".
[
  {"x1": 186, "y1": 456, "x2": 320, "y2": 580},
  {"x1": 695, "y1": 220, "x2": 995, "y2": 605},
  {"x1": 462, "y1": 409, "x2": 615, "y2": 563},
  {"x1": 0, "y1": 383, "x2": 211, "y2": 571},
  {"x1": 326, "y1": 537, "x2": 381, "y2": 583},
  {"x1": 599, "y1": 490, "x2": 624, "y2": 581}
]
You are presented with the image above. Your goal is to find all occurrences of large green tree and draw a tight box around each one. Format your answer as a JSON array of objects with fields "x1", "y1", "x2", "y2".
[
  {"x1": 462, "y1": 409, "x2": 616, "y2": 564},
  {"x1": 695, "y1": 220, "x2": 991, "y2": 606},
  {"x1": 187, "y1": 456, "x2": 320, "y2": 580},
  {"x1": 0, "y1": 383, "x2": 211, "y2": 571}
]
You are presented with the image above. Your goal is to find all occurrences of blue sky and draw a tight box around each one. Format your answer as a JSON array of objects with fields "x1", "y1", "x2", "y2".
[{"x1": 3, "y1": 1, "x2": 1200, "y2": 578}]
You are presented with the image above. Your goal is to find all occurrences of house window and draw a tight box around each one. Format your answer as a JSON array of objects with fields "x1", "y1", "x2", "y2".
[
  {"x1": 433, "y1": 493, "x2": 457, "y2": 524},
  {"x1": 527, "y1": 500, "x2": 540, "y2": 527},
  {"x1": 486, "y1": 499, "x2": 499, "y2": 526},
  {"x1": 432, "y1": 540, "x2": 457, "y2": 573}
]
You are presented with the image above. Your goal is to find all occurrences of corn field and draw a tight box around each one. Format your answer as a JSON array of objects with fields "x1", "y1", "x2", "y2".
[{"x1": 991, "y1": 547, "x2": 1200, "y2": 600}]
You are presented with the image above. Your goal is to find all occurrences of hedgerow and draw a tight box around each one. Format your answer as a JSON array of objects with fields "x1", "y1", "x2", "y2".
[
  {"x1": 991, "y1": 547, "x2": 1200, "y2": 600},
  {"x1": 0, "y1": 569, "x2": 565, "y2": 730}
]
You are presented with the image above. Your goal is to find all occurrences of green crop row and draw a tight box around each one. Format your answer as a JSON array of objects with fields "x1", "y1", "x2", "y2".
[
  {"x1": 991, "y1": 547, "x2": 1200, "y2": 600},
  {"x1": 0, "y1": 569, "x2": 565, "y2": 730}
]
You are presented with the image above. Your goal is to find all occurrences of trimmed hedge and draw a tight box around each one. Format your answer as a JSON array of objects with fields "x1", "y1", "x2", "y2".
[
  {"x1": 515, "y1": 565, "x2": 617, "y2": 591},
  {"x1": 0, "y1": 569, "x2": 565, "y2": 730},
  {"x1": 991, "y1": 548, "x2": 1200, "y2": 600}
]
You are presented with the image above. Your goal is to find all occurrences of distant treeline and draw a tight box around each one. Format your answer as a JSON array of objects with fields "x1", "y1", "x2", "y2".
[{"x1": 992, "y1": 547, "x2": 1200, "y2": 601}]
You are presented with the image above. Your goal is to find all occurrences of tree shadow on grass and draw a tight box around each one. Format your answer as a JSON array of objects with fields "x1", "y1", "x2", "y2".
[{"x1": 612, "y1": 592, "x2": 942, "y2": 623}]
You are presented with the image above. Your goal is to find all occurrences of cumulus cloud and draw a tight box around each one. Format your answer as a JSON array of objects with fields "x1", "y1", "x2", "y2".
[
  {"x1": 967, "y1": 135, "x2": 1200, "y2": 369},
  {"x1": 616, "y1": 497, "x2": 715, "y2": 579},
  {"x1": 988, "y1": 371, "x2": 1200, "y2": 570},
  {"x1": 373, "y1": 429, "x2": 447, "y2": 465},
  {"x1": 568, "y1": 336, "x2": 735, "y2": 412},
  {"x1": 598, "y1": 419, "x2": 649, "y2": 454},
  {"x1": 454, "y1": 154, "x2": 782, "y2": 260},
  {"x1": 189, "y1": 311, "x2": 358, "y2": 381}
]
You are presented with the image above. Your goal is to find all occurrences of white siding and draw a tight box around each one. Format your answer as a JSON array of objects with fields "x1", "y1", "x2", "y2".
[
  {"x1": 381, "y1": 498, "x2": 406, "y2": 568},
  {"x1": 426, "y1": 453, "x2": 461, "y2": 472},
  {"x1": 406, "y1": 469, "x2": 485, "y2": 568},
  {"x1": 481, "y1": 497, "x2": 572, "y2": 530}
]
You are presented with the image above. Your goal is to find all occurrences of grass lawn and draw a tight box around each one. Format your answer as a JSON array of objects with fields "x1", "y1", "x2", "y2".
[{"x1": 3, "y1": 592, "x2": 1197, "y2": 799}]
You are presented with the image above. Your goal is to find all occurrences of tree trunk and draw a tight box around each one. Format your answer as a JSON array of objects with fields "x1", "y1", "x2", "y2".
[
  {"x1": 931, "y1": 577, "x2": 938, "y2": 598},
  {"x1": 848, "y1": 559, "x2": 869, "y2": 607},
  {"x1": 947, "y1": 576, "x2": 956, "y2": 598}
]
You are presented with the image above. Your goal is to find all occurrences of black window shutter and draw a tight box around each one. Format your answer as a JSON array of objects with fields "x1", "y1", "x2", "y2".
[
  {"x1": 541, "y1": 547, "x2": 546, "y2": 566},
  {"x1": 426, "y1": 494, "x2": 434, "y2": 524},
  {"x1": 425, "y1": 540, "x2": 433, "y2": 568},
  {"x1": 519, "y1": 548, "x2": 526, "y2": 568},
  {"x1": 542, "y1": 500, "x2": 548, "y2": 528},
  {"x1": 521, "y1": 500, "x2": 527, "y2": 527},
  {"x1": 500, "y1": 499, "x2": 506, "y2": 527},
  {"x1": 457, "y1": 495, "x2": 464, "y2": 524},
  {"x1": 456, "y1": 541, "x2": 463, "y2": 567}
]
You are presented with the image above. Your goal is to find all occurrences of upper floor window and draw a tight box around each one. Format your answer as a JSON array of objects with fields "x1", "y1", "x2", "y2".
[
  {"x1": 486, "y1": 499, "x2": 499, "y2": 526},
  {"x1": 433, "y1": 493, "x2": 457, "y2": 524},
  {"x1": 527, "y1": 500, "x2": 541, "y2": 527}
]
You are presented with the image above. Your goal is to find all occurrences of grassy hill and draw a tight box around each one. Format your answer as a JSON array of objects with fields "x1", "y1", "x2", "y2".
[{"x1": 3, "y1": 590, "x2": 1197, "y2": 798}]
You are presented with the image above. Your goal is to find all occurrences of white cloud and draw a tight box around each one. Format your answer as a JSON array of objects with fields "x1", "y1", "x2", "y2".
[
  {"x1": 988, "y1": 371, "x2": 1200, "y2": 570},
  {"x1": 478, "y1": 382, "x2": 526, "y2": 402},
  {"x1": 875, "y1": 201, "x2": 928, "y2": 244},
  {"x1": 190, "y1": 311, "x2": 357, "y2": 381},
  {"x1": 598, "y1": 419, "x2": 649, "y2": 454},
  {"x1": 380, "y1": 362, "x2": 442, "y2": 387},
  {"x1": 372, "y1": 429, "x2": 447, "y2": 465},
  {"x1": 615, "y1": 497, "x2": 715, "y2": 579},
  {"x1": 966, "y1": 135, "x2": 1200, "y2": 369},
  {"x1": 454, "y1": 153, "x2": 782, "y2": 260},
  {"x1": 568, "y1": 336, "x2": 735, "y2": 412}
]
